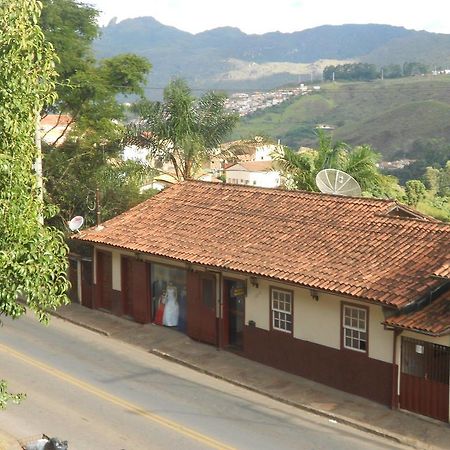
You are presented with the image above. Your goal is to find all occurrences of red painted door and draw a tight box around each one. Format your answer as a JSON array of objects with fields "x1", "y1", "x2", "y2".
[
  {"x1": 129, "y1": 259, "x2": 151, "y2": 324},
  {"x1": 121, "y1": 257, "x2": 134, "y2": 317},
  {"x1": 200, "y1": 276, "x2": 217, "y2": 345},
  {"x1": 187, "y1": 272, "x2": 217, "y2": 345},
  {"x1": 96, "y1": 251, "x2": 112, "y2": 311},
  {"x1": 400, "y1": 337, "x2": 449, "y2": 422}
]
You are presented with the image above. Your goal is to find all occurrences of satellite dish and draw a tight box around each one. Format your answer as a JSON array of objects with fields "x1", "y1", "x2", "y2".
[
  {"x1": 68, "y1": 215, "x2": 84, "y2": 232},
  {"x1": 316, "y1": 169, "x2": 361, "y2": 196}
]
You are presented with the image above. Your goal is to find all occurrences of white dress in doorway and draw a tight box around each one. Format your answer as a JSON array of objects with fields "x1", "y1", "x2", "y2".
[{"x1": 163, "y1": 285, "x2": 179, "y2": 327}]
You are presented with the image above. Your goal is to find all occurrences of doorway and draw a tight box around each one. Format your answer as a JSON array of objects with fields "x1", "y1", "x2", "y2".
[
  {"x1": 223, "y1": 279, "x2": 246, "y2": 349},
  {"x1": 400, "y1": 337, "x2": 449, "y2": 422},
  {"x1": 187, "y1": 272, "x2": 217, "y2": 345}
]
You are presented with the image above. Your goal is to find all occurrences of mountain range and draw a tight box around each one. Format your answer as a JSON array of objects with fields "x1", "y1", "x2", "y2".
[{"x1": 94, "y1": 18, "x2": 450, "y2": 97}]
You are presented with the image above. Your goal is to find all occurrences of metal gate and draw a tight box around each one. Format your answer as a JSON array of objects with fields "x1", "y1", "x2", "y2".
[{"x1": 400, "y1": 337, "x2": 449, "y2": 422}]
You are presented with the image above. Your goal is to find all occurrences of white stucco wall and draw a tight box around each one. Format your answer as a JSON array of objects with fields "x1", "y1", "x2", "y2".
[
  {"x1": 225, "y1": 169, "x2": 280, "y2": 188},
  {"x1": 254, "y1": 144, "x2": 276, "y2": 161},
  {"x1": 250, "y1": 171, "x2": 280, "y2": 188},
  {"x1": 245, "y1": 281, "x2": 270, "y2": 330}
]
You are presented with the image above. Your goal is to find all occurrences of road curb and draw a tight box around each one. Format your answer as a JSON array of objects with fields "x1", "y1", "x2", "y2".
[
  {"x1": 150, "y1": 349, "x2": 426, "y2": 450},
  {"x1": 50, "y1": 312, "x2": 111, "y2": 337}
]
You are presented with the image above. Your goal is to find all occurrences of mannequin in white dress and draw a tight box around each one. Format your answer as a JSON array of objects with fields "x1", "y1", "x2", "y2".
[{"x1": 163, "y1": 284, "x2": 179, "y2": 326}]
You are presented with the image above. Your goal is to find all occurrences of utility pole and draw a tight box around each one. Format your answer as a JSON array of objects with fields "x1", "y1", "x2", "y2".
[
  {"x1": 95, "y1": 187, "x2": 103, "y2": 230},
  {"x1": 35, "y1": 113, "x2": 43, "y2": 225}
]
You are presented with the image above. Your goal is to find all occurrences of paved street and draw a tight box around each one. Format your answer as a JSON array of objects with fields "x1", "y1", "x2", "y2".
[{"x1": 1, "y1": 314, "x2": 410, "y2": 449}]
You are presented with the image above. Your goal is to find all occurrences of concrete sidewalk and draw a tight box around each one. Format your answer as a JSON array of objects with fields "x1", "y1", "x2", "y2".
[{"x1": 42, "y1": 303, "x2": 450, "y2": 449}]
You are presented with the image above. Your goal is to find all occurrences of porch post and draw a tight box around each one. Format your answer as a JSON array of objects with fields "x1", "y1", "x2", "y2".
[{"x1": 391, "y1": 329, "x2": 401, "y2": 409}]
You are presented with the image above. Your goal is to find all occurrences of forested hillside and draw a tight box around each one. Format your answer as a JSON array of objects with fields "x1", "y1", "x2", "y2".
[
  {"x1": 94, "y1": 18, "x2": 450, "y2": 96},
  {"x1": 233, "y1": 76, "x2": 450, "y2": 159}
]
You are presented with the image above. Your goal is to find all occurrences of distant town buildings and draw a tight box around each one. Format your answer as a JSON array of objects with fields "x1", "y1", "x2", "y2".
[
  {"x1": 377, "y1": 159, "x2": 415, "y2": 170},
  {"x1": 225, "y1": 84, "x2": 310, "y2": 116}
]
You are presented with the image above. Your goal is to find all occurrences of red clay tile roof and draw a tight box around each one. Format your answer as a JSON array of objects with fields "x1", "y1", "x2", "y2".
[
  {"x1": 40, "y1": 114, "x2": 72, "y2": 126},
  {"x1": 433, "y1": 261, "x2": 450, "y2": 279},
  {"x1": 384, "y1": 291, "x2": 450, "y2": 336},
  {"x1": 74, "y1": 181, "x2": 450, "y2": 308}
]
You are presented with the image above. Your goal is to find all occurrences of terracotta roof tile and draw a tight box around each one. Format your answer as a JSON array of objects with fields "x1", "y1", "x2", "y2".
[
  {"x1": 74, "y1": 181, "x2": 450, "y2": 308},
  {"x1": 385, "y1": 291, "x2": 450, "y2": 335},
  {"x1": 433, "y1": 261, "x2": 450, "y2": 279}
]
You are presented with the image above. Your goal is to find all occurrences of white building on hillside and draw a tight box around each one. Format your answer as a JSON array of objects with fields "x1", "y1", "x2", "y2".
[{"x1": 225, "y1": 161, "x2": 280, "y2": 188}]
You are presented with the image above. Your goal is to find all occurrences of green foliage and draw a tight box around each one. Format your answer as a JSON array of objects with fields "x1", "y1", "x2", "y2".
[
  {"x1": 273, "y1": 131, "x2": 401, "y2": 198},
  {"x1": 416, "y1": 196, "x2": 450, "y2": 222},
  {"x1": 44, "y1": 137, "x2": 156, "y2": 226},
  {"x1": 323, "y1": 63, "x2": 379, "y2": 81},
  {"x1": 41, "y1": 0, "x2": 99, "y2": 80},
  {"x1": 232, "y1": 76, "x2": 450, "y2": 159},
  {"x1": 381, "y1": 64, "x2": 402, "y2": 79},
  {"x1": 0, "y1": 0, "x2": 70, "y2": 407},
  {"x1": 40, "y1": 0, "x2": 153, "y2": 225},
  {"x1": 40, "y1": 0, "x2": 152, "y2": 141},
  {"x1": 403, "y1": 62, "x2": 428, "y2": 76},
  {"x1": 129, "y1": 79, "x2": 239, "y2": 180},
  {"x1": 0, "y1": 380, "x2": 25, "y2": 409},
  {"x1": 405, "y1": 180, "x2": 427, "y2": 206},
  {"x1": 424, "y1": 167, "x2": 441, "y2": 194}
]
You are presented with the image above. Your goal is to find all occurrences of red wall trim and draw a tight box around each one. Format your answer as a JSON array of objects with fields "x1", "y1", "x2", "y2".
[{"x1": 244, "y1": 325, "x2": 393, "y2": 406}]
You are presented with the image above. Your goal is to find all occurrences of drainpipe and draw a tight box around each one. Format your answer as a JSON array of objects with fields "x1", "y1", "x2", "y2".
[
  {"x1": 217, "y1": 271, "x2": 223, "y2": 350},
  {"x1": 391, "y1": 329, "x2": 401, "y2": 409}
]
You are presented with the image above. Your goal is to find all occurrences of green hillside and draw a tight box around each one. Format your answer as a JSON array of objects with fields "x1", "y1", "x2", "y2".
[{"x1": 232, "y1": 76, "x2": 450, "y2": 159}]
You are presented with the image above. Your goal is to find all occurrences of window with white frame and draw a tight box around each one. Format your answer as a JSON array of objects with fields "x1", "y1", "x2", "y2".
[
  {"x1": 271, "y1": 288, "x2": 292, "y2": 333},
  {"x1": 343, "y1": 305, "x2": 367, "y2": 352}
]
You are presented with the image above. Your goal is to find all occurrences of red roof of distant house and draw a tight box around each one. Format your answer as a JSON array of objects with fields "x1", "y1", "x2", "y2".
[
  {"x1": 40, "y1": 114, "x2": 72, "y2": 127},
  {"x1": 384, "y1": 291, "x2": 450, "y2": 336},
  {"x1": 74, "y1": 181, "x2": 450, "y2": 309}
]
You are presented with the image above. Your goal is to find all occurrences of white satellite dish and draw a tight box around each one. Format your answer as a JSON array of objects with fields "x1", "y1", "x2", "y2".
[
  {"x1": 316, "y1": 169, "x2": 361, "y2": 196},
  {"x1": 68, "y1": 215, "x2": 84, "y2": 232}
]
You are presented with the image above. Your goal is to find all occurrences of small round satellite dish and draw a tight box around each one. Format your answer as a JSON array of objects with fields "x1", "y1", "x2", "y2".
[
  {"x1": 316, "y1": 169, "x2": 361, "y2": 196},
  {"x1": 68, "y1": 215, "x2": 84, "y2": 232}
]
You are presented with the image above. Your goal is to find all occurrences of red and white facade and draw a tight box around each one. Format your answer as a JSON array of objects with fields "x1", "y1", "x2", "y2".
[{"x1": 71, "y1": 181, "x2": 450, "y2": 423}]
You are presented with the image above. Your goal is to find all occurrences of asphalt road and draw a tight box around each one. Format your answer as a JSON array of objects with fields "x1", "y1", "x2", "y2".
[{"x1": 0, "y1": 314, "x2": 409, "y2": 450}]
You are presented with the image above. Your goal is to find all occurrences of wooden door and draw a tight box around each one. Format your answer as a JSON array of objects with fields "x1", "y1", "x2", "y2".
[
  {"x1": 96, "y1": 251, "x2": 112, "y2": 311},
  {"x1": 121, "y1": 257, "x2": 134, "y2": 317},
  {"x1": 81, "y1": 258, "x2": 93, "y2": 308},
  {"x1": 187, "y1": 271, "x2": 217, "y2": 345},
  {"x1": 129, "y1": 258, "x2": 151, "y2": 323},
  {"x1": 400, "y1": 337, "x2": 449, "y2": 422}
]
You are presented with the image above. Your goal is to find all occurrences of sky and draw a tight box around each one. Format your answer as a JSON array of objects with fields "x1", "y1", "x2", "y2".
[{"x1": 82, "y1": 0, "x2": 450, "y2": 35}]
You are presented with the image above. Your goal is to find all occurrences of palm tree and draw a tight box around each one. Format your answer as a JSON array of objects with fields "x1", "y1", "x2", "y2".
[
  {"x1": 126, "y1": 79, "x2": 239, "y2": 180},
  {"x1": 273, "y1": 130, "x2": 401, "y2": 198}
]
